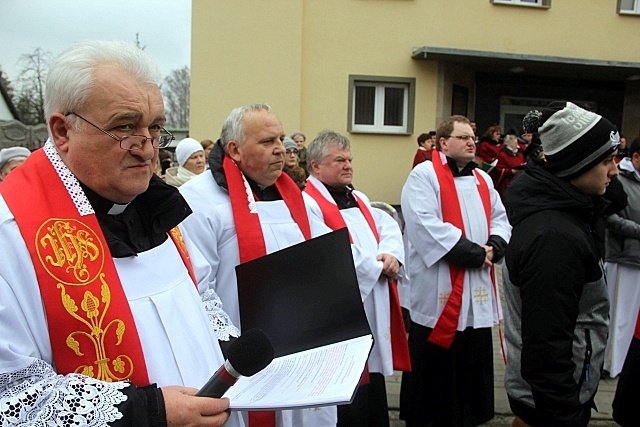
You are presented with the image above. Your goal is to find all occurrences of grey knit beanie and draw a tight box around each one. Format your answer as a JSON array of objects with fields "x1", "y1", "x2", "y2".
[{"x1": 538, "y1": 101, "x2": 619, "y2": 179}]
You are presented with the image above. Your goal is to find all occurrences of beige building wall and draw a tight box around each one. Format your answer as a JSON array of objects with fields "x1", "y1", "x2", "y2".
[{"x1": 191, "y1": 0, "x2": 640, "y2": 204}]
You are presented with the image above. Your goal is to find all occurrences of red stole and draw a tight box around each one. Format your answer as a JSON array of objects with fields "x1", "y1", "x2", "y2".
[
  {"x1": 634, "y1": 310, "x2": 640, "y2": 340},
  {"x1": 1, "y1": 149, "x2": 155, "y2": 385},
  {"x1": 428, "y1": 152, "x2": 492, "y2": 349},
  {"x1": 223, "y1": 155, "x2": 311, "y2": 426},
  {"x1": 305, "y1": 180, "x2": 411, "y2": 372},
  {"x1": 169, "y1": 227, "x2": 197, "y2": 285}
]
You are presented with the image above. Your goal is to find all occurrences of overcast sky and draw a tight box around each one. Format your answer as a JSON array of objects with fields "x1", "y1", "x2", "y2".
[{"x1": 0, "y1": 0, "x2": 191, "y2": 83}]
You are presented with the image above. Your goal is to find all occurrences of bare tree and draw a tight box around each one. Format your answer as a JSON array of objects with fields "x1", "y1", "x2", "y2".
[
  {"x1": 16, "y1": 47, "x2": 51, "y2": 125},
  {"x1": 134, "y1": 33, "x2": 146, "y2": 51},
  {"x1": 162, "y1": 66, "x2": 190, "y2": 128},
  {"x1": 0, "y1": 67, "x2": 16, "y2": 100}
]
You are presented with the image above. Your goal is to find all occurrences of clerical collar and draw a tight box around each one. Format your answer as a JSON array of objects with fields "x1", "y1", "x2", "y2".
[
  {"x1": 446, "y1": 155, "x2": 476, "y2": 177},
  {"x1": 108, "y1": 203, "x2": 129, "y2": 215},
  {"x1": 79, "y1": 176, "x2": 192, "y2": 257},
  {"x1": 323, "y1": 182, "x2": 357, "y2": 209},
  {"x1": 79, "y1": 184, "x2": 125, "y2": 215}
]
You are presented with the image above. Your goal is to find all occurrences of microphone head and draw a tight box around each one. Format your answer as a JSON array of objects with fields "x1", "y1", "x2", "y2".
[{"x1": 227, "y1": 328, "x2": 275, "y2": 376}]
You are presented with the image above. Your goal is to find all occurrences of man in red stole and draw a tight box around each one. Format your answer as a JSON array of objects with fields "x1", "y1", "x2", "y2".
[
  {"x1": 0, "y1": 40, "x2": 238, "y2": 427},
  {"x1": 400, "y1": 115, "x2": 511, "y2": 426},
  {"x1": 304, "y1": 130, "x2": 409, "y2": 427},
  {"x1": 179, "y1": 104, "x2": 338, "y2": 427}
]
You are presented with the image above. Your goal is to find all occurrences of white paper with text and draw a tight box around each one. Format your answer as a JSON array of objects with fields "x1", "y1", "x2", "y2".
[{"x1": 225, "y1": 335, "x2": 373, "y2": 410}]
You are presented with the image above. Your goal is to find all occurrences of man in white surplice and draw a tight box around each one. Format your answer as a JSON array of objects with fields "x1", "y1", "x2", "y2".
[
  {"x1": 400, "y1": 115, "x2": 511, "y2": 426},
  {"x1": 0, "y1": 41, "x2": 239, "y2": 427},
  {"x1": 304, "y1": 130, "x2": 408, "y2": 427},
  {"x1": 180, "y1": 104, "x2": 347, "y2": 427}
]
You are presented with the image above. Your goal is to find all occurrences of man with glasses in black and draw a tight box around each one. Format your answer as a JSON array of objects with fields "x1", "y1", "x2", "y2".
[
  {"x1": 400, "y1": 115, "x2": 511, "y2": 426},
  {"x1": 0, "y1": 40, "x2": 239, "y2": 427}
]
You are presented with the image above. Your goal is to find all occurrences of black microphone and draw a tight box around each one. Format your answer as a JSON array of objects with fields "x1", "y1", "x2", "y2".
[{"x1": 197, "y1": 328, "x2": 275, "y2": 398}]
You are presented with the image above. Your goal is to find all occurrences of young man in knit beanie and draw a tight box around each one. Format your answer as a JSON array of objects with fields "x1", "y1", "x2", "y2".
[{"x1": 502, "y1": 101, "x2": 620, "y2": 427}]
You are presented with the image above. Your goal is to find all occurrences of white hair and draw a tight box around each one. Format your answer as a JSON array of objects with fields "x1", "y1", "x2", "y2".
[
  {"x1": 44, "y1": 40, "x2": 162, "y2": 131},
  {"x1": 306, "y1": 130, "x2": 351, "y2": 174},
  {"x1": 219, "y1": 103, "x2": 272, "y2": 152}
]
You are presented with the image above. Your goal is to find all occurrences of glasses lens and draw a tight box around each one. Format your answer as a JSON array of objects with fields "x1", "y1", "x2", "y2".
[
  {"x1": 452, "y1": 135, "x2": 471, "y2": 141},
  {"x1": 120, "y1": 135, "x2": 148, "y2": 151},
  {"x1": 286, "y1": 149, "x2": 298, "y2": 155},
  {"x1": 157, "y1": 134, "x2": 174, "y2": 148}
]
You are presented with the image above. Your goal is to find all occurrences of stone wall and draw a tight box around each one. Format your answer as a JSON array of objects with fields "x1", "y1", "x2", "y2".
[{"x1": 0, "y1": 120, "x2": 48, "y2": 151}]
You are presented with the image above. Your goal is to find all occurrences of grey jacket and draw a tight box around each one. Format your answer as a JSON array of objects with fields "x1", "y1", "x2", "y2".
[
  {"x1": 503, "y1": 264, "x2": 609, "y2": 423},
  {"x1": 606, "y1": 158, "x2": 640, "y2": 267}
]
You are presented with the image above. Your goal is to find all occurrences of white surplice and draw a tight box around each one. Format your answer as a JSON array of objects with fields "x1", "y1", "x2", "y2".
[
  {"x1": 400, "y1": 160, "x2": 511, "y2": 330},
  {"x1": 305, "y1": 176, "x2": 405, "y2": 377},
  {"x1": 0, "y1": 144, "x2": 243, "y2": 426},
  {"x1": 604, "y1": 262, "x2": 640, "y2": 377},
  {"x1": 179, "y1": 171, "x2": 342, "y2": 427}
]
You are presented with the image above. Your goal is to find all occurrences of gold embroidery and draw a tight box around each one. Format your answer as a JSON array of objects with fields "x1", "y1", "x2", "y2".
[
  {"x1": 438, "y1": 291, "x2": 450, "y2": 305},
  {"x1": 37, "y1": 219, "x2": 103, "y2": 285},
  {"x1": 36, "y1": 218, "x2": 134, "y2": 382},
  {"x1": 170, "y1": 227, "x2": 189, "y2": 257},
  {"x1": 58, "y1": 276, "x2": 134, "y2": 382},
  {"x1": 473, "y1": 286, "x2": 489, "y2": 306}
]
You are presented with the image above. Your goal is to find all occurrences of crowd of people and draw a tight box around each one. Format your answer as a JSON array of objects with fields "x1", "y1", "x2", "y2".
[
  {"x1": 0, "y1": 39, "x2": 638, "y2": 427},
  {"x1": 408, "y1": 106, "x2": 639, "y2": 427}
]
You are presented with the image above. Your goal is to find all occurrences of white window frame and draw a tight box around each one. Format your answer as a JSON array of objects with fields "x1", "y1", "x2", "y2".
[
  {"x1": 618, "y1": 0, "x2": 640, "y2": 15},
  {"x1": 491, "y1": 0, "x2": 551, "y2": 8},
  {"x1": 348, "y1": 75, "x2": 415, "y2": 135}
]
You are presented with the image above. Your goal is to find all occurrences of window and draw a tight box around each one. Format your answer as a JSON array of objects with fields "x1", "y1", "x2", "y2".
[
  {"x1": 491, "y1": 0, "x2": 550, "y2": 7},
  {"x1": 348, "y1": 76, "x2": 415, "y2": 134},
  {"x1": 618, "y1": 0, "x2": 640, "y2": 14}
]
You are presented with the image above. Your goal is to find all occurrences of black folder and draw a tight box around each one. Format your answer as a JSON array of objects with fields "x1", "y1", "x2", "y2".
[{"x1": 235, "y1": 228, "x2": 372, "y2": 358}]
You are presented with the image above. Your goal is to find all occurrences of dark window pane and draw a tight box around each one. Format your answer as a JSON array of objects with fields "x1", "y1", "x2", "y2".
[
  {"x1": 619, "y1": 0, "x2": 634, "y2": 10},
  {"x1": 384, "y1": 87, "x2": 404, "y2": 126},
  {"x1": 354, "y1": 86, "x2": 375, "y2": 125}
]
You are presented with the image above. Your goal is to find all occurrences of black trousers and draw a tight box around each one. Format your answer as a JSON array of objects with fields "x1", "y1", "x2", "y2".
[
  {"x1": 337, "y1": 372, "x2": 390, "y2": 427},
  {"x1": 401, "y1": 322, "x2": 494, "y2": 427},
  {"x1": 613, "y1": 336, "x2": 640, "y2": 426}
]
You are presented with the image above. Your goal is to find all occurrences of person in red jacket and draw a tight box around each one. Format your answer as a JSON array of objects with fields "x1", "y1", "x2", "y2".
[
  {"x1": 412, "y1": 132, "x2": 434, "y2": 167},
  {"x1": 477, "y1": 125, "x2": 503, "y2": 163},
  {"x1": 494, "y1": 134, "x2": 526, "y2": 198}
]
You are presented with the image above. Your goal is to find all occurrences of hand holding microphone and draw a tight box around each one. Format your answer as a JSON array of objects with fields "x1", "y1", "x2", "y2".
[{"x1": 197, "y1": 328, "x2": 275, "y2": 398}]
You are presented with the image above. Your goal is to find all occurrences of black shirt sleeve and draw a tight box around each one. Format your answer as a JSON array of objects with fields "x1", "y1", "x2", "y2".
[
  {"x1": 110, "y1": 383, "x2": 167, "y2": 427},
  {"x1": 442, "y1": 236, "x2": 486, "y2": 268},
  {"x1": 487, "y1": 235, "x2": 508, "y2": 263}
]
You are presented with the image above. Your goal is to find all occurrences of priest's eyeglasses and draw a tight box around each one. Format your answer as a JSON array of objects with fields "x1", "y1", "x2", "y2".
[
  {"x1": 444, "y1": 134, "x2": 475, "y2": 142},
  {"x1": 67, "y1": 112, "x2": 175, "y2": 150}
]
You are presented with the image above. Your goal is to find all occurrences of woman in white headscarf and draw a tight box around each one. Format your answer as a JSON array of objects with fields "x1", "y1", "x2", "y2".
[
  {"x1": 165, "y1": 137, "x2": 206, "y2": 187},
  {"x1": 0, "y1": 146, "x2": 31, "y2": 182}
]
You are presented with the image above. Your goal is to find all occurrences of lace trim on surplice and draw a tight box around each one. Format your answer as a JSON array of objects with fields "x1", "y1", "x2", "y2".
[{"x1": 0, "y1": 359, "x2": 128, "y2": 426}]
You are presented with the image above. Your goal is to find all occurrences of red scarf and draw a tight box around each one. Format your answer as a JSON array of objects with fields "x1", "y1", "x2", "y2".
[
  {"x1": 428, "y1": 152, "x2": 492, "y2": 349},
  {"x1": 305, "y1": 179, "x2": 411, "y2": 372},
  {"x1": 1, "y1": 148, "x2": 154, "y2": 386},
  {"x1": 223, "y1": 155, "x2": 311, "y2": 426}
]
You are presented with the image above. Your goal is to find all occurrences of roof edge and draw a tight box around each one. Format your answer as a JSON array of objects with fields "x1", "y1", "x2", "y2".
[{"x1": 411, "y1": 46, "x2": 640, "y2": 70}]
